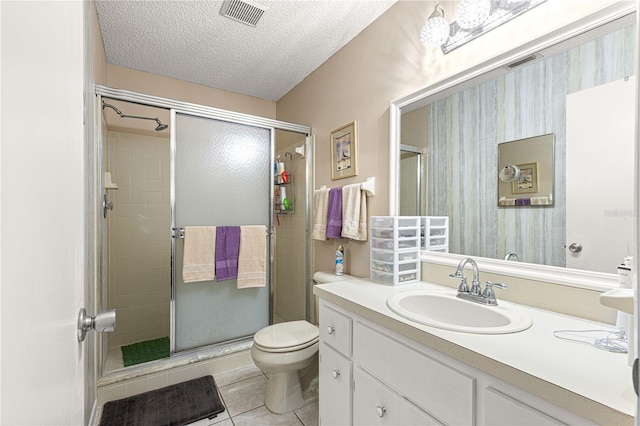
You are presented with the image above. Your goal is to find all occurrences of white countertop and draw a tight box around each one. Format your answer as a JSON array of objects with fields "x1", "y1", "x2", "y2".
[{"x1": 314, "y1": 278, "x2": 636, "y2": 425}]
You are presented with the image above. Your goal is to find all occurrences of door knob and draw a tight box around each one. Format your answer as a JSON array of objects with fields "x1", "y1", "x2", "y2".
[
  {"x1": 327, "y1": 325, "x2": 335, "y2": 335},
  {"x1": 78, "y1": 308, "x2": 116, "y2": 342},
  {"x1": 568, "y1": 243, "x2": 583, "y2": 253}
]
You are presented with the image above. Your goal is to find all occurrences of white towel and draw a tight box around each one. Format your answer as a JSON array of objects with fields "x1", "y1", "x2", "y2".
[
  {"x1": 237, "y1": 225, "x2": 267, "y2": 288},
  {"x1": 341, "y1": 184, "x2": 367, "y2": 241},
  {"x1": 312, "y1": 188, "x2": 330, "y2": 240},
  {"x1": 182, "y1": 226, "x2": 216, "y2": 283}
]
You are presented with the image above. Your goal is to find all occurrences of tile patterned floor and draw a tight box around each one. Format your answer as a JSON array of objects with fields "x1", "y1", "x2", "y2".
[{"x1": 188, "y1": 363, "x2": 318, "y2": 426}]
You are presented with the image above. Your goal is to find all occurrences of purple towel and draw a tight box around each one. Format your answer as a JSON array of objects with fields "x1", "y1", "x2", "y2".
[
  {"x1": 515, "y1": 198, "x2": 531, "y2": 206},
  {"x1": 326, "y1": 187, "x2": 343, "y2": 239},
  {"x1": 215, "y1": 226, "x2": 241, "y2": 281}
]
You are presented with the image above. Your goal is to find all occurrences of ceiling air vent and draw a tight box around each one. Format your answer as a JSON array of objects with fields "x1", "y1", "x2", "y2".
[{"x1": 220, "y1": 0, "x2": 268, "y2": 27}]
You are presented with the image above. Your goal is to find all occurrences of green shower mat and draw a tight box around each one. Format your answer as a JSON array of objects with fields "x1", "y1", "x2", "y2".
[{"x1": 121, "y1": 337, "x2": 170, "y2": 367}]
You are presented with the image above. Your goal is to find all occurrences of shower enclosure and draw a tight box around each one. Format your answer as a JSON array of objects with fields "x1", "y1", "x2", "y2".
[{"x1": 97, "y1": 86, "x2": 311, "y2": 375}]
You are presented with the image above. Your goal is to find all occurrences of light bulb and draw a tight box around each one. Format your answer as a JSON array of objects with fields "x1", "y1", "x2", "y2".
[{"x1": 457, "y1": 0, "x2": 491, "y2": 30}]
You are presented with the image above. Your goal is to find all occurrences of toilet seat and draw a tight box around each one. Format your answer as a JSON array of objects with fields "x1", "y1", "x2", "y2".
[{"x1": 253, "y1": 320, "x2": 319, "y2": 353}]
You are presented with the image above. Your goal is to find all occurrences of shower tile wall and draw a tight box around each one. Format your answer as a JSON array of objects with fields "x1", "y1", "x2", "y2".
[
  {"x1": 107, "y1": 130, "x2": 171, "y2": 348},
  {"x1": 274, "y1": 144, "x2": 306, "y2": 323}
]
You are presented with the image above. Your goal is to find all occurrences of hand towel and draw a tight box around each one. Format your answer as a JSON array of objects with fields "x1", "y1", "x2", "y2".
[
  {"x1": 312, "y1": 188, "x2": 330, "y2": 240},
  {"x1": 237, "y1": 225, "x2": 267, "y2": 288},
  {"x1": 182, "y1": 226, "x2": 216, "y2": 283},
  {"x1": 341, "y1": 184, "x2": 368, "y2": 241},
  {"x1": 215, "y1": 226, "x2": 241, "y2": 281},
  {"x1": 326, "y1": 187, "x2": 343, "y2": 239}
]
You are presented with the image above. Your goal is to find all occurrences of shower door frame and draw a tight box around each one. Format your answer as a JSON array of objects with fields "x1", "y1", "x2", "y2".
[{"x1": 95, "y1": 85, "x2": 312, "y2": 374}]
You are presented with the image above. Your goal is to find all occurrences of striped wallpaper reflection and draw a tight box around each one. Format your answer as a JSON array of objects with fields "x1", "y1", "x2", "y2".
[{"x1": 426, "y1": 24, "x2": 635, "y2": 267}]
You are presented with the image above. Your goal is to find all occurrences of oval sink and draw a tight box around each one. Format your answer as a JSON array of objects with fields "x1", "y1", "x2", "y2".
[{"x1": 387, "y1": 291, "x2": 532, "y2": 334}]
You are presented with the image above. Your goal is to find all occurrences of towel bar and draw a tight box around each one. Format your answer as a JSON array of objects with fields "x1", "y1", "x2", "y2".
[
  {"x1": 316, "y1": 176, "x2": 376, "y2": 196},
  {"x1": 173, "y1": 226, "x2": 271, "y2": 239}
]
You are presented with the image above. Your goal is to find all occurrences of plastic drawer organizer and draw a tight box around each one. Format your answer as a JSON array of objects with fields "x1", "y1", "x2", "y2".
[
  {"x1": 422, "y1": 216, "x2": 449, "y2": 252},
  {"x1": 370, "y1": 216, "x2": 421, "y2": 285}
]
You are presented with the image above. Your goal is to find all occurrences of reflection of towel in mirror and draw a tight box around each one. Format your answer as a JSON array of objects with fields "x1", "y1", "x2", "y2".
[
  {"x1": 182, "y1": 226, "x2": 216, "y2": 283},
  {"x1": 312, "y1": 188, "x2": 330, "y2": 240},
  {"x1": 237, "y1": 225, "x2": 267, "y2": 288},
  {"x1": 326, "y1": 187, "x2": 343, "y2": 239},
  {"x1": 341, "y1": 184, "x2": 367, "y2": 241},
  {"x1": 215, "y1": 226, "x2": 241, "y2": 281}
]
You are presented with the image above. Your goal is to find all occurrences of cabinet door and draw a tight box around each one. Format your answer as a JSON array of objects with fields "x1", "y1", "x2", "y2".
[
  {"x1": 353, "y1": 368, "x2": 442, "y2": 426},
  {"x1": 319, "y1": 343, "x2": 352, "y2": 426},
  {"x1": 483, "y1": 387, "x2": 566, "y2": 426},
  {"x1": 354, "y1": 322, "x2": 474, "y2": 424}
]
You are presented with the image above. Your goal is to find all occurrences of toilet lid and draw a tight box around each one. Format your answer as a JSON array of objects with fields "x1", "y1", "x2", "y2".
[{"x1": 254, "y1": 320, "x2": 319, "y2": 352}]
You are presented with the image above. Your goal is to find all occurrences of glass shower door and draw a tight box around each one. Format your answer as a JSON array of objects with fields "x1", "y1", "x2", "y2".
[{"x1": 172, "y1": 112, "x2": 272, "y2": 352}]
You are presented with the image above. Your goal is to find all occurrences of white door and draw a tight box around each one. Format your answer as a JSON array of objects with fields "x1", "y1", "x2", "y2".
[
  {"x1": 1, "y1": 2, "x2": 87, "y2": 424},
  {"x1": 566, "y1": 77, "x2": 635, "y2": 273}
]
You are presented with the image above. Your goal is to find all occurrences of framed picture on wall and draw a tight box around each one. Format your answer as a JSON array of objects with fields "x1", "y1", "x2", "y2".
[
  {"x1": 512, "y1": 162, "x2": 539, "y2": 194},
  {"x1": 331, "y1": 121, "x2": 358, "y2": 180}
]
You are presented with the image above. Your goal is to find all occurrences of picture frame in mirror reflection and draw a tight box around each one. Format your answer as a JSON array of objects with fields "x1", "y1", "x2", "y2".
[
  {"x1": 512, "y1": 162, "x2": 538, "y2": 194},
  {"x1": 331, "y1": 121, "x2": 357, "y2": 180},
  {"x1": 497, "y1": 134, "x2": 554, "y2": 207}
]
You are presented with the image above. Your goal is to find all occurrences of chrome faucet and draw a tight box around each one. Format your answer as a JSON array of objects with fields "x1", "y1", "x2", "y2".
[
  {"x1": 449, "y1": 257, "x2": 507, "y2": 306},
  {"x1": 504, "y1": 251, "x2": 519, "y2": 262},
  {"x1": 449, "y1": 257, "x2": 481, "y2": 295}
]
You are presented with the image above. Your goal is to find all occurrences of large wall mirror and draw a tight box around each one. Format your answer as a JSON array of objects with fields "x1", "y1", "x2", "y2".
[{"x1": 392, "y1": 5, "x2": 636, "y2": 284}]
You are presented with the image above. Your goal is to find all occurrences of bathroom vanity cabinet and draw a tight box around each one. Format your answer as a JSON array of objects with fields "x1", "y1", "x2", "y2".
[{"x1": 318, "y1": 297, "x2": 606, "y2": 426}]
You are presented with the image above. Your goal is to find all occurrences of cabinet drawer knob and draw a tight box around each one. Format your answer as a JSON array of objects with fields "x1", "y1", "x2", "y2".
[
  {"x1": 327, "y1": 325, "x2": 335, "y2": 335},
  {"x1": 331, "y1": 369, "x2": 340, "y2": 379},
  {"x1": 376, "y1": 406, "x2": 386, "y2": 418}
]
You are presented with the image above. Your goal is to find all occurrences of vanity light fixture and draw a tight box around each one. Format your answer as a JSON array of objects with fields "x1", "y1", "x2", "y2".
[
  {"x1": 456, "y1": 0, "x2": 491, "y2": 30},
  {"x1": 420, "y1": 5, "x2": 450, "y2": 48},
  {"x1": 422, "y1": 0, "x2": 547, "y2": 54}
]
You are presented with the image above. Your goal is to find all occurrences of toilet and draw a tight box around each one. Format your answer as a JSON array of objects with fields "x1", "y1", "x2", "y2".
[{"x1": 251, "y1": 271, "x2": 356, "y2": 414}]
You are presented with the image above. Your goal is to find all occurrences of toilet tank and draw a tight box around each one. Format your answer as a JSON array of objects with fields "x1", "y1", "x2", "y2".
[
  {"x1": 311, "y1": 271, "x2": 359, "y2": 325},
  {"x1": 312, "y1": 271, "x2": 358, "y2": 284}
]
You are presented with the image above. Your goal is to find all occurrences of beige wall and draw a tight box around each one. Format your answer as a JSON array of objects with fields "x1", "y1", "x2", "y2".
[
  {"x1": 106, "y1": 64, "x2": 276, "y2": 119},
  {"x1": 276, "y1": 0, "x2": 624, "y2": 279}
]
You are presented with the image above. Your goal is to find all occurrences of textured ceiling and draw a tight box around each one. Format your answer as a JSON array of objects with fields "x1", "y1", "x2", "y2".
[{"x1": 95, "y1": 0, "x2": 397, "y2": 102}]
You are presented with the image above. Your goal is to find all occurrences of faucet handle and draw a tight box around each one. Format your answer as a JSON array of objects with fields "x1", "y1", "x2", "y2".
[
  {"x1": 482, "y1": 281, "x2": 506, "y2": 303},
  {"x1": 486, "y1": 281, "x2": 507, "y2": 290},
  {"x1": 457, "y1": 277, "x2": 470, "y2": 293}
]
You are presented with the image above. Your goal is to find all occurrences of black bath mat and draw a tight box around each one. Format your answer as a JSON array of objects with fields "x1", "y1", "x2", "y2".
[{"x1": 99, "y1": 375, "x2": 225, "y2": 426}]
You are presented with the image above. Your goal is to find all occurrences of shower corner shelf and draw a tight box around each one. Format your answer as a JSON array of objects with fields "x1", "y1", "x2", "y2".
[{"x1": 104, "y1": 172, "x2": 119, "y2": 190}]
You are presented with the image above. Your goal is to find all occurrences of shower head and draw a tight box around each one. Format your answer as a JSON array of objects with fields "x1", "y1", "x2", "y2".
[
  {"x1": 154, "y1": 120, "x2": 169, "y2": 132},
  {"x1": 102, "y1": 101, "x2": 168, "y2": 132}
]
